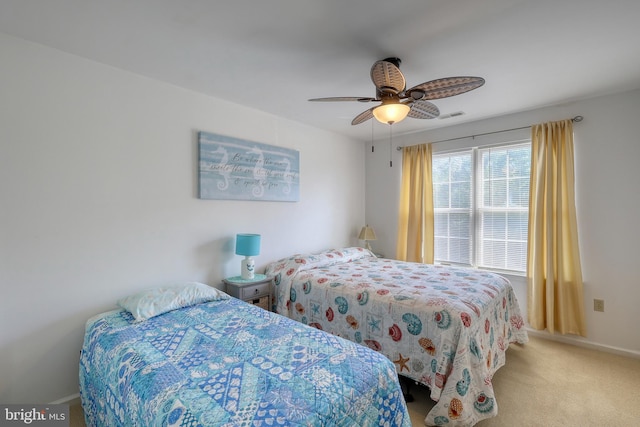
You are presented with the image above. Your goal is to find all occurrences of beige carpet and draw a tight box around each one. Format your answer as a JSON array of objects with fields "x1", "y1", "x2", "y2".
[
  {"x1": 71, "y1": 335, "x2": 640, "y2": 426},
  {"x1": 406, "y1": 335, "x2": 640, "y2": 426}
]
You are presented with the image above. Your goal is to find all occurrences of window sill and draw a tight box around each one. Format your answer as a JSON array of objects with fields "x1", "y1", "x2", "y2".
[{"x1": 435, "y1": 262, "x2": 525, "y2": 279}]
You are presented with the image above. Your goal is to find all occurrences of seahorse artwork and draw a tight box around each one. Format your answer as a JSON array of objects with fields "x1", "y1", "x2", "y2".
[
  {"x1": 198, "y1": 131, "x2": 299, "y2": 201},
  {"x1": 248, "y1": 145, "x2": 267, "y2": 197},
  {"x1": 213, "y1": 146, "x2": 230, "y2": 190}
]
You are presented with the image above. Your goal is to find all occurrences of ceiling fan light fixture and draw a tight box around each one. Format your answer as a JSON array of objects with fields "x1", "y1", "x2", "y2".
[
  {"x1": 372, "y1": 102, "x2": 410, "y2": 125},
  {"x1": 310, "y1": 57, "x2": 484, "y2": 126}
]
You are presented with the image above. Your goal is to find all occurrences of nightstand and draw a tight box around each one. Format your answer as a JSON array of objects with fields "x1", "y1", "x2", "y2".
[{"x1": 223, "y1": 274, "x2": 273, "y2": 311}]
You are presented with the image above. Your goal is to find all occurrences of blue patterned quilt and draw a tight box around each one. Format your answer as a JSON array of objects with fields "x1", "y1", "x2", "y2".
[{"x1": 79, "y1": 297, "x2": 410, "y2": 426}]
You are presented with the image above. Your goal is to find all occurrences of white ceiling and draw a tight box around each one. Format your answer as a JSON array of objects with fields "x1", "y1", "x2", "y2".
[{"x1": 2, "y1": 0, "x2": 640, "y2": 141}]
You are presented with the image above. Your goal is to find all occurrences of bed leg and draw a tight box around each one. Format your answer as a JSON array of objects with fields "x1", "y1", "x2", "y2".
[{"x1": 398, "y1": 376, "x2": 414, "y2": 402}]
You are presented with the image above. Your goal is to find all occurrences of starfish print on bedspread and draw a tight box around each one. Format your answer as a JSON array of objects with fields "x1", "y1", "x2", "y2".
[{"x1": 394, "y1": 353, "x2": 410, "y2": 372}]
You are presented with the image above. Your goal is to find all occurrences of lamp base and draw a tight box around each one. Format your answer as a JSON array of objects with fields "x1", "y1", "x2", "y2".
[{"x1": 241, "y1": 256, "x2": 255, "y2": 280}]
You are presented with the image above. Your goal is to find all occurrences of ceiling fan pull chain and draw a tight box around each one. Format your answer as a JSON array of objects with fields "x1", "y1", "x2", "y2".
[
  {"x1": 371, "y1": 119, "x2": 375, "y2": 153},
  {"x1": 389, "y1": 125, "x2": 393, "y2": 167}
]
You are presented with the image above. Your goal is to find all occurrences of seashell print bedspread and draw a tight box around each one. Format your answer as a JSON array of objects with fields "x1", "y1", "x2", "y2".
[{"x1": 265, "y1": 247, "x2": 528, "y2": 427}]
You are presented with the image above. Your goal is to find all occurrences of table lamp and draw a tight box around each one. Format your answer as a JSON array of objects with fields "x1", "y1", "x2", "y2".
[
  {"x1": 236, "y1": 233, "x2": 261, "y2": 280},
  {"x1": 358, "y1": 225, "x2": 377, "y2": 252}
]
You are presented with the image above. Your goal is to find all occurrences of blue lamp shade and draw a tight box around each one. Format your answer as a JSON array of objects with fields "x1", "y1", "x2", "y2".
[
  {"x1": 235, "y1": 234, "x2": 261, "y2": 256},
  {"x1": 236, "y1": 234, "x2": 261, "y2": 280}
]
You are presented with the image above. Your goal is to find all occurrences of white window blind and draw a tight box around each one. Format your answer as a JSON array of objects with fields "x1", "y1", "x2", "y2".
[
  {"x1": 433, "y1": 151, "x2": 473, "y2": 265},
  {"x1": 477, "y1": 144, "x2": 530, "y2": 271},
  {"x1": 433, "y1": 142, "x2": 531, "y2": 273}
]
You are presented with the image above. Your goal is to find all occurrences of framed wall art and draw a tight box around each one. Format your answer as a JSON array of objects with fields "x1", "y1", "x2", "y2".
[{"x1": 198, "y1": 131, "x2": 300, "y2": 202}]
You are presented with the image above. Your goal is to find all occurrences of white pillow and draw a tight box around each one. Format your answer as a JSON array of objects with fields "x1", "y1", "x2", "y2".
[{"x1": 117, "y1": 282, "x2": 228, "y2": 322}]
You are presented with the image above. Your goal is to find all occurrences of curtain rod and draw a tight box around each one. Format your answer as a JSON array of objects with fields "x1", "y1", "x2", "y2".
[{"x1": 396, "y1": 115, "x2": 583, "y2": 151}]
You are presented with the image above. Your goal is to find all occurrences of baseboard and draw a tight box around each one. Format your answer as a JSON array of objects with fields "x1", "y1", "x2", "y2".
[
  {"x1": 50, "y1": 393, "x2": 80, "y2": 405},
  {"x1": 526, "y1": 328, "x2": 640, "y2": 359}
]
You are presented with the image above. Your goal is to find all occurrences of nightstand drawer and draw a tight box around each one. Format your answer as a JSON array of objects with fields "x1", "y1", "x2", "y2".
[
  {"x1": 249, "y1": 296, "x2": 270, "y2": 310},
  {"x1": 240, "y1": 282, "x2": 270, "y2": 299}
]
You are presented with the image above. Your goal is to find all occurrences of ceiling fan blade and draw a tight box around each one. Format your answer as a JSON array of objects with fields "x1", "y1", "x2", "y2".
[
  {"x1": 351, "y1": 107, "x2": 375, "y2": 125},
  {"x1": 309, "y1": 96, "x2": 377, "y2": 102},
  {"x1": 408, "y1": 100, "x2": 440, "y2": 119},
  {"x1": 406, "y1": 76, "x2": 485, "y2": 100},
  {"x1": 370, "y1": 59, "x2": 406, "y2": 94}
]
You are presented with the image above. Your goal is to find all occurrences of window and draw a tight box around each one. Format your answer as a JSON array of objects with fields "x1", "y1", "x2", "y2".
[
  {"x1": 433, "y1": 152, "x2": 473, "y2": 264},
  {"x1": 432, "y1": 142, "x2": 531, "y2": 273}
]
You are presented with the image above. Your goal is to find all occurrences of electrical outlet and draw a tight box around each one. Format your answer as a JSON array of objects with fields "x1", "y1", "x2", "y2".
[{"x1": 593, "y1": 299, "x2": 605, "y2": 312}]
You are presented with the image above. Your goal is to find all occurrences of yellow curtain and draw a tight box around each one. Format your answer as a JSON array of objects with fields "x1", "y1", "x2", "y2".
[
  {"x1": 396, "y1": 144, "x2": 434, "y2": 263},
  {"x1": 527, "y1": 119, "x2": 586, "y2": 336}
]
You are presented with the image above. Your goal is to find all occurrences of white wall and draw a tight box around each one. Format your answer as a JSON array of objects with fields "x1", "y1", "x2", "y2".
[
  {"x1": 0, "y1": 33, "x2": 365, "y2": 403},
  {"x1": 365, "y1": 89, "x2": 640, "y2": 356}
]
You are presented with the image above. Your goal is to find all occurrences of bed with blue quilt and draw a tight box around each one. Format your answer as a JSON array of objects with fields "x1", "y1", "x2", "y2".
[
  {"x1": 265, "y1": 247, "x2": 529, "y2": 427},
  {"x1": 79, "y1": 283, "x2": 411, "y2": 426}
]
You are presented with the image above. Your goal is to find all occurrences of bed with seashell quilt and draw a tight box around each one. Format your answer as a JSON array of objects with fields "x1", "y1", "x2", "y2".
[{"x1": 265, "y1": 247, "x2": 528, "y2": 427}]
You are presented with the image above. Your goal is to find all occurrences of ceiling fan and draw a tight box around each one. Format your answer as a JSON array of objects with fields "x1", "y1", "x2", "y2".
[{"x1": 309, "y1": 57, "x2": 485, "y2": 126}]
